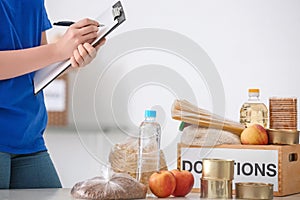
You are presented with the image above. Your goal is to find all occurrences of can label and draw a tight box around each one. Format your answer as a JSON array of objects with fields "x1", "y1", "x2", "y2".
[{"x1": 180, "y1": 147, "x2": 279, "y2": 191}]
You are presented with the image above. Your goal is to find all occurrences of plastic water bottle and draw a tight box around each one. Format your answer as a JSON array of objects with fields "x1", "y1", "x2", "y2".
[
  {"x1": 136, "y1": 110, "x2": 161, "y2": 190},
  {"x1": 240, "y1": 88, "x2": 268, "y2": 128}
]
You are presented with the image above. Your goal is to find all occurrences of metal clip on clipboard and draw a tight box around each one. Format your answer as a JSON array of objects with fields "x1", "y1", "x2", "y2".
[
  {"x1": 33, "y1": 1, "x2": 126, "y2": 95},
  {"x1": 91, "y1": 1, "x2": 126, "y2": 48},
  {"x1": 113, "y1": 5, "x2": 122, "y2": 19}
]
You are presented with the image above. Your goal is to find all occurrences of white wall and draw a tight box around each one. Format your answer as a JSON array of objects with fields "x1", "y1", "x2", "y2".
[{"x1": 44, "y1": 0, "x2": 300, "y2": 188}]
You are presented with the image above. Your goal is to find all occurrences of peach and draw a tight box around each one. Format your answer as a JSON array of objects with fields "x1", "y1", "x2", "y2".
[{"x1": 240, "y1": 124, "x2": 268, "y2": 145}]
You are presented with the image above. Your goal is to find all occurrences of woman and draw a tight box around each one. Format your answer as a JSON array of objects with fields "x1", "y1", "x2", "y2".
[{"x1": 0, "y1": 0, "x2": 105, "y2": 189}]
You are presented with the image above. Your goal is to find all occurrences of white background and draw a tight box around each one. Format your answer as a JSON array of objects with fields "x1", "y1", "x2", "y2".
[{"x1": 44, "y1": 0, "x2": 300, "y2": 187}]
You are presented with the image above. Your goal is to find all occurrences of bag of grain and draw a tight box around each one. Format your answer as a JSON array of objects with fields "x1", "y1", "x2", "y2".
[{"x1": 71, "y1": 166, "x2": 147, "y2": 200}]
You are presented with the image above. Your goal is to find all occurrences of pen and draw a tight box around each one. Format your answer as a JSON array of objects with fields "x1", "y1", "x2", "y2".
[
  {"x1": 53, "y1": 21, "x2": 75, "y2": 26},
  {"x1": 53, "y1": 21, "x2": 105, "y2": 27}
]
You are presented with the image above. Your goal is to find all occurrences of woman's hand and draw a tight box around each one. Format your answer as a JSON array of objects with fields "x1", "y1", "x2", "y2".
[
  {"x1": 70, "y1": 39, "x2": 106, "y2": 68},
  {"x1": 55, "y1": 18, "x2": 99, "y2": 60}
]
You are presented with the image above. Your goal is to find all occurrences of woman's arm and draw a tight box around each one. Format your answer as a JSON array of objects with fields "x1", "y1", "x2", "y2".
[
  {"x1": 0, "y1": 18, "x2": 99, "y2": 80},
  {"x1": 0, "y1": 43, "x2": 63, "y2": 80}
]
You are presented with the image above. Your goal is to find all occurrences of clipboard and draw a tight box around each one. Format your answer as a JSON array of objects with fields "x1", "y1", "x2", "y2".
[{"x1": 33, "y1": 1, "x2": 126, "y2": 95}]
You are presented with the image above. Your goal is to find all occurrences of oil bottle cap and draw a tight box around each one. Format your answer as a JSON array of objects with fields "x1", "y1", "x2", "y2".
[
  {"x1": 248, "y1": 88, "x2": 260, "y2": 98},
  {"x1": 248, "y1": 88, "x2": 260, "y2": 93},
  {"x1": 145, "y1": 110, "x2": 156, "y2": 118}
]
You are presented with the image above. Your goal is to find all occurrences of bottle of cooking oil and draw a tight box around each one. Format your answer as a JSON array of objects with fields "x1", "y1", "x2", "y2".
[{"x1": 240, "y1": 89, "x2": 268, "y2": 128}]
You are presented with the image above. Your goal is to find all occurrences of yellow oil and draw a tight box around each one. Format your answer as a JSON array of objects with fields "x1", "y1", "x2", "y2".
[{"x1": 240, "y1": 102, "x2": 268, "y2": 128}]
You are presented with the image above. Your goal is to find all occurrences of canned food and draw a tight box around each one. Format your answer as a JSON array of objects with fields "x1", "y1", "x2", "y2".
[
  {"x1": 202, "y1": 158, "x2": 234, "y2": 180},
  {"x1": 200, "y1": 178, "x2": 232, "y2": 199},
  {"x1": 235, "y1": 182, "x2": 273, "y2": 200},
  {"x1": 267, "y1": 129, "x2": 299, "y2": 145}
]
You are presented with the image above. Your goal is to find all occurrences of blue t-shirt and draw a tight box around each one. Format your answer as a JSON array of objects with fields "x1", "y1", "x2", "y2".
[{"x1": 0, "y1": 0, "x2": 52, "y2": 154}]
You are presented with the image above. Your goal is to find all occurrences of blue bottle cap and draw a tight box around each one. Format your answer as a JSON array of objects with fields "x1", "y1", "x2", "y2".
[{"x1": 145, "y1": 110, "x2": 156, "y2": 118}]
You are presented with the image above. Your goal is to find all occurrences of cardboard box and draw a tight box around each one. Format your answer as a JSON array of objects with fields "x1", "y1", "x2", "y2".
[
  {"x1": 177, "y1": 143, "x2": 300, "y2": 196},
  {"x1": 45, "y1": 74, "x2": 68, "y2": 126}
]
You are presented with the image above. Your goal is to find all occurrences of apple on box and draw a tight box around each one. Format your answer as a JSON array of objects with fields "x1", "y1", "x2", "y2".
[{"x1": 240, "y1": 124, "x2": 268, "y2": 145}]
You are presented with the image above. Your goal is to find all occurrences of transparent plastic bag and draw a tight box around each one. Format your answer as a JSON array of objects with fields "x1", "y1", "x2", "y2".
[
  {"x1": 109, "y1": 137, "x2": 167, "y2": 191},
  {"x1": 71, "y1": 166, "x2": 147, "y2": 200}
]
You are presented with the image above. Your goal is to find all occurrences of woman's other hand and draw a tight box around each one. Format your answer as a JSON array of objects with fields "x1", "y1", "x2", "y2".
[{"x1": 70, "y1": 38, "x2": 106, "y2": 68}]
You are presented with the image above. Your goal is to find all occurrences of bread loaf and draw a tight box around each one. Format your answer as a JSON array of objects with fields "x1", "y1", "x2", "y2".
[{"x1": 181, "y1": 125, "x2": 241, "y2": 146}]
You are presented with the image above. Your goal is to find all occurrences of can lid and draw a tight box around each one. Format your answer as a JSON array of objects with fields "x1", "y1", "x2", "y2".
[
  {"x1": 145, "y1": 110, "x2": 156, "y2": 118},
  {"x1": 235, "y1": 182, "x2": 273, "y2": 199}
]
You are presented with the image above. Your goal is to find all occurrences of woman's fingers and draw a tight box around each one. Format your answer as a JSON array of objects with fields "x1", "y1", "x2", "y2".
[
  {"x1": 70, "y1": 24, "x2": 98, "y2": 45},
  {"x1": 83, "y1": 43, "x2": 97, "y2": 59},
  {"x1": 70, "y1": 56, "x2": 79, "y2": 68},
  {"x1": 79, "y1": 31, "x2": 98, "y2": 45},
  {"x1": 71, "y1": 45, "x2": 84, "y2": 67},
  {"x1": 78, "y1": 25, "x2": 99, "y2": 36},
  {"x1": 71, "y1": 18, "x2": 99, "y2": 29},
  {"x1": 71, "y1": 43, "x2": 98, "y2": 68}
]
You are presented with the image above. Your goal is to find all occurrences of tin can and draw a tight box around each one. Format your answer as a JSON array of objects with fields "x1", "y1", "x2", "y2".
[
  {"x1": 202, "y1": 158, "x2": 234, "y2": 180},
  {"x1": 267, "y1": 129, "x2": 299, "y2": 145},
  {"x1": 235, "y1": 182, "x2": 273, "y2": 199},
  {"x1": 200, "y1": 178, "x2": 232, "y2": 199}
]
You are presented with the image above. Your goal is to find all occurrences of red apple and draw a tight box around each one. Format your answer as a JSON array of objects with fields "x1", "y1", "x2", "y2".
[
  {"x1": 170, "y1": 169, "x2": 194, "y2": 197},
  {"x1": 148, "y1": 170, "x2": 176, "y2": 198},
  {"x1": 240, "y1": 124, "x2": 268, "y2": 145}
]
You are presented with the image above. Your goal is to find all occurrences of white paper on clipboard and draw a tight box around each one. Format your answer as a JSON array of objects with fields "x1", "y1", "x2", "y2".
[{"x1": 33, "y1": 1, "x2": 125, "y2": 95}]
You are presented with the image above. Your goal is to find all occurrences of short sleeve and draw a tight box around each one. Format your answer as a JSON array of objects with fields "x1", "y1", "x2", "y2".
[{"x1": 41, "y1": 2, "x2": 52, "y2": 32}]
